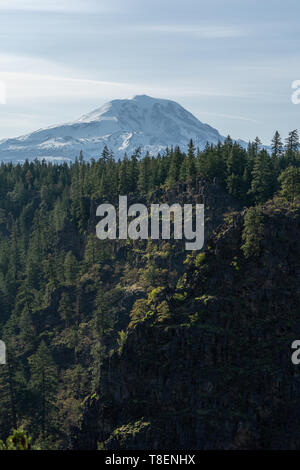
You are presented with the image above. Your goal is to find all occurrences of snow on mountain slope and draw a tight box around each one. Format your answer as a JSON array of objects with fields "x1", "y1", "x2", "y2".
[{"x1": 0, "y1": 95, "x2": 228, "y2": 162}]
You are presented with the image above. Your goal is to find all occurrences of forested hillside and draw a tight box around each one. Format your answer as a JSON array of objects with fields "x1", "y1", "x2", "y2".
[{"x1": 0, "y1": 130, "x2": 300, "y2": 449}]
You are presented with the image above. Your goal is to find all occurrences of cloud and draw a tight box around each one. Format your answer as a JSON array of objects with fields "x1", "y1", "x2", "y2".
[
  {"x1": 138, "y1": 24, "x2": 245, "y2": 38},
  {"x1": 0, "y1": 52, "x2": 252, "y2": 140},
  {"x1": 0, "y1": 71, "x2": 247, "y2": 106},
  {"x1": 0, "y1": 53, "x2": 70, "y2": 74},
  {"x1": 0, "y1": 0, "x2": 112, "y2": 13},
  {"x1": 81, "y1": 23, "x2": 245, "y2": 38},
  {"x1": 0, "y1": 82, "x2": 6, "y2": 104},
  {"x1": 0, "y1": 72, "x2": 139, "y2": 103},
  {"x1": 196, "y1": 111, "x2": 260, "y2": 124},
  {"x1": 0, "y1": 53, "x2": 248, "y2": 104},
  {"x1": 0, "y1": 111, "x2": 44, "y2": 131}
]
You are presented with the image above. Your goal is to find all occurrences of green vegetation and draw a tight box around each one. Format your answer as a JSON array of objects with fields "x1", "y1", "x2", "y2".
[
  {"x1": 241, "y1": 206, "x2": 264, "y2": 258},
  {"x1": 278, "y1": 166, "x2": 300, "y2": 201},
  {"x1": 0, "y1": 428, "x2": 33, "y2": 450},
  {"x1": 0, "y1": 130, "x2": 300, "y2": 448}
]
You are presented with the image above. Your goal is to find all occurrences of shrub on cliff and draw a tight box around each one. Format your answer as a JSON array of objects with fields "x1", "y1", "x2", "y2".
[{"x1": 241, "y1": 206, "x2": 264, "y2": 258}]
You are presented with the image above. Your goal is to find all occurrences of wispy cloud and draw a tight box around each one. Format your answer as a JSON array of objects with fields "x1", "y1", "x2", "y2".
[
  {"x1": 0, "y1": 71, "x2": 248, "y2": 106},
  {"x1": 138, "y1": 24, "x2": 245, "y2": 38},
  {"x1": 0, "y1": 0, "x2": 112, "y2": 13},
  {"x1": 0, "y1": 72, "x2": 138, "y2": 104},
  {"x1": 0, "y1": 53, "x2": 248, "y2": 105},
  {"x1": 197, "y1": 111, "x2": 260, "y2": 124}
]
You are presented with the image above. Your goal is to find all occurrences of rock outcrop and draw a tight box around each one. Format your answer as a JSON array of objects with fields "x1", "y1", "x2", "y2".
[{"x1": 75, "y1": 199, "x2": 300, "y2": 450}]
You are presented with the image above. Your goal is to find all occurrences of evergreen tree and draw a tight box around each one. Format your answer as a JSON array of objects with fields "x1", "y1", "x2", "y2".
[
  {"x1": 28, "y1": 341, "x2": 58, "y2": 442},
  {"x1": 241, "y1": 206, "x2": 264, "y2": 258},
  {"x1": 58, "y1": 292, "x2": 74, "y2": 328},
  {"x1": 166, "y1": 147, "x2": 182, "y2": 187},
  {"x1": 64, "y1": 252, "x2": 78, "y2": 285},
  {"x1": 137, "y1": 152, "x2": 150, "y2": 193},
  {"x1": 285, "y1": 129, "x2": 299, "y2": 154},
  {"x1": 249, "y1": 150, "x2": 274, "y2": 203},
  {"x1": 187, "y1": 139, "x2": 196, "y2": 180},
  {"x1": 271, "y1": 131, "x2": 283, "y2": 160},
  {"x1": 253, "y1": 136, "x2": 262, "y2": 156},
  {"x1": 118, "y1": 154, "x2": 130, "y2": 194},
  {"x1": 278, "y1": 166, "x2": 300, "y2": 201},
  {"x1": 101, "y1": 146, "x2": 111, "y2": 162}
]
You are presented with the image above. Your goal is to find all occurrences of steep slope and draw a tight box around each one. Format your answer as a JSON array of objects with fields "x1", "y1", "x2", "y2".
[
  {"x1": 76, "y1": 199, "x2": 300, "y2": 450},
  {"x1": 0, "y1": 95, "x2": 226, "y2": 162}
]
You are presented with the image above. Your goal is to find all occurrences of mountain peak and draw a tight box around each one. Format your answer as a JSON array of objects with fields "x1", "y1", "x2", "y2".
[
  {"x1": 130, "y1": 94, "x2": 154, "y2": 100},
  {"x1": 0, "y1": 95, "x2": 227, "y2": 163}
]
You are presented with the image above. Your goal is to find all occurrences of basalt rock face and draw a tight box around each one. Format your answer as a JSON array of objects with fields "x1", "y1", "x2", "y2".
[{"x1": 75, "y1": 200, "x2": 300, "y2": 450}]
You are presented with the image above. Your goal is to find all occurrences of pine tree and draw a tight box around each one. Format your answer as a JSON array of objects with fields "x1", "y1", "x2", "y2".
[
  {"x1": 101, "y1": 145, "x2": 111, "y2": 162},
  {"x1": 137, "y1": 153, "x2": 150, "y2": 193},
  {"x1": 64, "y1": 252, "x2": 78, "y2": 285},
  {"x1": 58, "y1": 291, "x2": 74, "y2": 328},
  {"x1": 241, "y1": 206, "x2": 264, "y2": 258},
  {"x1": 249, "y1": 150, "x2": 274, "y2": 203},
  {"x1": 285, "y1": 129, "x2": 299, "y2": 154},
  {"x1": 166, "y1": 147, "x2": 182, "y2": 187},
  {"x1": 278, "y1": 166, "x2": 300, "y2": 201},
  {"x1": 28, "y1": 341, "x2": 57, "y2": 442},
  {"x1": 284, "y1": 130, "x2": 300, "y2": 167},
  {"x1": 91, "y1": 287, "x2": 112, "y2": 388},
  {"x1": 271, "y1": 131, "x2": 283, "y2": 160},
  {"x1": 128, "y1": 153, "x2": 139, "y2": 193},
  {"x1": 118, "y1": 154, "x2": 130, "y2": 194},
  {"x1": 226, "y1": 144, "x2": 247, "y2": 200},
  {"x1": 187, "y1": 139, "x2": 196, "y2": 179},
  {"x1": 18, "y1": 309, "x2": 36, "y2": 354},
  {"x1": 179, "y1": 157, "x2": 188, "y2": 182},
  {"x1": 253, "y1": 136, "x2": 262, "y2": 156}
]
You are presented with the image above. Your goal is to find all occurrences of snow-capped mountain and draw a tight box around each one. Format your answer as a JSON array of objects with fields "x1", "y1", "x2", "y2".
[{"x1": 0, "y1": 95, "x2": 229, "y2": 163}]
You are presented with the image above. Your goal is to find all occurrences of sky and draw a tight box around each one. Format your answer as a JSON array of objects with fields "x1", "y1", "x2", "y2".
[{"x1": 0, "y1": 0, "x2": 300, "y2": 143}]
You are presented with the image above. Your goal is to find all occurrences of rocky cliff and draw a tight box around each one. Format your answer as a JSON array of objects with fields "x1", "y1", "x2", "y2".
[{"x1": 75, "y1": 198, "x2": 300, "y2": 450}]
